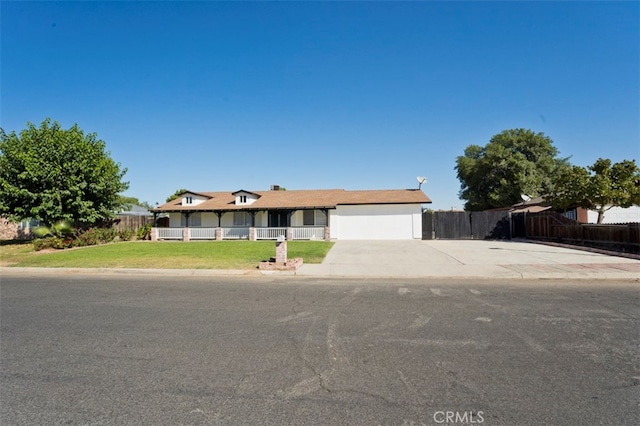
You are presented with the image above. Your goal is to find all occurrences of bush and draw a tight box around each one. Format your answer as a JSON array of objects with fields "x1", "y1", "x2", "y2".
[
  {"x1": 33, "y1": 236, "x2": 73, "y2": 251},
  {"x1": 118, "y1": 229, "x2": 135, "y2": 241},
  {"x1": 136, "y1": 224, "x2": 152, "y2": 240},
  {"x1": 32, "y1": 226, "x2": 121, "y2": 251}
]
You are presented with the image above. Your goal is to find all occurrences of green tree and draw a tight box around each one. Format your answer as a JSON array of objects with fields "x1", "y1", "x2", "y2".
[
  {"x1": 166, "y1": 188, "x2": 188, "y2": 203},
  {"x1": 0, "y1": 119, "x2": 129, "y2": 229},
  {"x1": 455, "y1": 128, "x2": 570, "y2": 210},
  {"x1": 549, "y1": 158, "x2": 640, "y2": 224},
  {"x1": 118, "y1": 195, "x2": 154, "y2": 210}
]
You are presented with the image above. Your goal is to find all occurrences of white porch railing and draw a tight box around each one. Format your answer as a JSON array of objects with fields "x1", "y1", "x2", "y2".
[
  {"x1": 256, "y1": 227, "x2": 287, "y2": 240},
  {"x1": 222, "y1": 227, "x2": 250, "y2": 240},
  {"x1": 189, "y1": 227, "x2": 216, "y2": 240},
  {"x1": 155, "y1": 226, "x2": 326, "y2": 241},
  {"x1": 157, "y1": 228, "x2": 183, "y2": 240},
  {"x1": 291, "y1": 226, "x2": 325, "y2": 240}
]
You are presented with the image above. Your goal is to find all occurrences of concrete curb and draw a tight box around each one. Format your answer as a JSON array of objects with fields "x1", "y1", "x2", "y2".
[
  {"x1": 1, "y1": 267, "x2": 256, "y2": 277},
  {"x1": 2, "y1": 266, "x2": 638, "y2": 280}
]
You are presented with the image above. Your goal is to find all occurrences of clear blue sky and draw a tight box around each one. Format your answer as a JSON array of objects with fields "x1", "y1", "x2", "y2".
[{"x1": 2, "y1": 1, "x2": 638, "y2": 210}]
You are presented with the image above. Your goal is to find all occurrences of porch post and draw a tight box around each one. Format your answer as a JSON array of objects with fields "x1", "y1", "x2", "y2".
[
  {"x1": 322, "y1": 209, "x2": 330, "y2": 240},
  {"x1": 183, "y1": 212, "x2": 191, "y2": 227},
  {"x1": 286, "y1": 210, "x2": 294, "y2": 240},
  {"x1": 182, "y1": 212, "x2": 191, "y2": 242},
  {"x1": 215, "y1": 211, "x2": 223, "y2": 241},
  {"x1": 249, "y1": 211, "x2": 257, "y2": 241}
]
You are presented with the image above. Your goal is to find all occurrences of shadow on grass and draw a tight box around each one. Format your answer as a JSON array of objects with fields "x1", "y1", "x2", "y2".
[{"x1": 0, "y1": 239, "x2": 33, "y2": 246}]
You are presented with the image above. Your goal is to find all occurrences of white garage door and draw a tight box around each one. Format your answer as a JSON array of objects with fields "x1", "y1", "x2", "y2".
[{"x1": 331, "y1": 204, "x2": 421, "y2": 240}]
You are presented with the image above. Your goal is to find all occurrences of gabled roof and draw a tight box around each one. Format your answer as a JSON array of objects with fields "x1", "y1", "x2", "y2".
[
  {"x1": 231, "y1": 190, "x2": 261, "y2": 197},
  {"x1": 154, "y1": 188, "x2": 431, "y2": 212},
  {"x1": 118, "y1": 204, "x2": 153, "y2": 216}
]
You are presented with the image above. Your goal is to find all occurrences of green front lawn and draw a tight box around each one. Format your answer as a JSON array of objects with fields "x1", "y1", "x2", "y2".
[{"x1": 0, "y1": 240, "x2": 334, "y2": 269}]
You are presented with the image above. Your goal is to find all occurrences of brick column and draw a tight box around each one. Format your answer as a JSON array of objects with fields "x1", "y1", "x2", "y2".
[
  {"x1": 275, "y1": 240, "x2": 287, "y2": 264},
  {"x1": 324, "y1": 226, "x2": 330, "y2": 241},
  {"x1": 151, "y1": 227, "x2": 158, "y2": 242},
  {"x1": 215, "y1": 227, "x2": 222, "y2": 241},
  {"x1": 249, "y1": 227, "x2": 256, "y2": 241},
  {"x1": 182, "y1": 227, "x2": 190, "y2": 242},
  {"x1": 286, "y1": 227, "x2": 293, "y2": 241}
]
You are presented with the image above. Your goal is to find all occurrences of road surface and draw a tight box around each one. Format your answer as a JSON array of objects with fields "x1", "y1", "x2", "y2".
[{"x1": 1, "y1": 274, "x2": 638, "y2": 425}]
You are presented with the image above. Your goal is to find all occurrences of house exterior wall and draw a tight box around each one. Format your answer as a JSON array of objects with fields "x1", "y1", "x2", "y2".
[
  {"x1": 330, "y1": 204, "x2": 422, "y2": 240},
  {"x1": 167, "y1": 212, "x2": 269, "y2": 227},
  {"x1": 289, "y1": 210, "x2": 327, "y2": 227},
  {"x1": 163, "y1": 206, "x2": 422, "y2": 240},
  {"x1": 587, "y1": 206, "x2": 640, "y2": 224},
  {"x1": 181, "y1": 193, "x2": 208, "y2": 207}
]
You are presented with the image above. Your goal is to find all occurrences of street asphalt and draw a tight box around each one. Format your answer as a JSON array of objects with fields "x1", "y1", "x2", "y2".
[
  {"x1": 2, "y1": 275, "x2": 639, "y2": 426},
  {"x1": 3, "y1": 239, "x2": 639, "y2": 280}
]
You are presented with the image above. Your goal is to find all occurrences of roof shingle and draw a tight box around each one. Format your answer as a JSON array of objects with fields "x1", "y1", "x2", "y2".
[{"x1": 154, "y1": 188, "x2": 431, "y2": 212}]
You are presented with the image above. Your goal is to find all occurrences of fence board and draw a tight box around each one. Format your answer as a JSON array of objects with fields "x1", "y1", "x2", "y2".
[
  {"x1": 423, "y1": 211, "x2": 510, "y2": 240},
  {"x1": 113, "y1": 215, "x2": 154, "y2": 231},
  {"x1": 526, "y1": 211, "x2": 639, "y2": 253}
]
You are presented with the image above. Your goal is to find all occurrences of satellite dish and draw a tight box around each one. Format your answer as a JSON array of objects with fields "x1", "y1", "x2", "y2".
[
  {"x1": 521, "y1": 194, "x2": 531, "y2": 202},
  {"x1": 416, "y1": 176, "x2": 427, "y2": 189}
]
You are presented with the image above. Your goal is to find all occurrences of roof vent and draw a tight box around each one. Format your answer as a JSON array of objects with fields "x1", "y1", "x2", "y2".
[{"x1": 271, "y1": 185, "x2": 280, "y2": 191}]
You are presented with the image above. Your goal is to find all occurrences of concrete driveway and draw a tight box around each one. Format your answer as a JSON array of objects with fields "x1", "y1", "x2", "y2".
[{"x1": 297, "y1": 240, "x2": 640, "y2": 279}]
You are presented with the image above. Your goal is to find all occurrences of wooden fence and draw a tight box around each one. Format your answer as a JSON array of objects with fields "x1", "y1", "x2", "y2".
[
  {"x1": 525, "y1": 211, "x2": 639, "y2": 254},
  {"x1": 422, "y1": 211, "x2": 510, "y2": 240},
  {"x1": 112, "y1": 215, "x2": 154, "y2": 231}
]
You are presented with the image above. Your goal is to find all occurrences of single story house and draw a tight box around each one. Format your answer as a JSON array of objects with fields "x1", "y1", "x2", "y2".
[
  {"x1": 152, "y1": 186, "x2": 431, "y2": 241},
  {"x1": 510, "y1": 197, "x2": 640, "y2": 224}
]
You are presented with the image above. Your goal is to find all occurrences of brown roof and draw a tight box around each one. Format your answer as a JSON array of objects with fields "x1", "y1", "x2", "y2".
[{"x1": 154, "y1": 189, "x2": 431, "y2": 212}]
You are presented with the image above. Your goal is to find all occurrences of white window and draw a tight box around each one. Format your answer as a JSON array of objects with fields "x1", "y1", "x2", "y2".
[
  {"x1": 181, "y1": 212, "x2": 201, "y2": 227},
  {"x1": 303, "y1": 210, "x2": 327, "y2": 226},
  {"x1": 316, "y1": 210, "x2": 328, "y2": 226},
  {"x1": 303, "y1": 210, "x2": 314, "y2": 226},
  {"x1": 233, "y1": 211, "x2": 252, "y2": 226},
  {"x1": 240, "y1": 195, "x2": 247, "y2": 203},
  {"x1": 185, "y1": 196, "x2": 193, "y2": 204}
]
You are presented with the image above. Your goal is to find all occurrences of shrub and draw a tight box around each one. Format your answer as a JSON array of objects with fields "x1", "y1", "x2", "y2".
[
  {"x1": 32, "y1": 236, "x2": 73, "y2": 251},
  {"x1": 32, "y1": 226, "x2": 120, "y2": 251},
  {"x1": 95, "y1": 227, "x2": 117, "y2": 243},
  {"x1": 136, "y1": 224, "x2": 152, "y2": 240},
  {"x1": 33, "y1": 237, "x2": 55, "y2": 251},
  {"x1": 118, "y1": 229, "x2": 135, "y2": 241},
  {"x1": 74, "y1": 227, "x2": 117, "y2": 246}
]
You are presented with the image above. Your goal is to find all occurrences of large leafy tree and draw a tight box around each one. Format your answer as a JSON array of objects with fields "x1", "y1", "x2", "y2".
[
  {"x1": 165, "y1": 188, "x2": 188, "y2": 203},
  {"x1": 118, "y1": 195, "x2": 154, "y2": 210},
  {"x1": 549, "y1": 158, "x2": 640, "y2": 224},
  {"x1": 0, "y1": 118, "x2": 129, "y2": 228},
  {"x1": 455, "y1": 128, "x2": 570, "y2": 210}
]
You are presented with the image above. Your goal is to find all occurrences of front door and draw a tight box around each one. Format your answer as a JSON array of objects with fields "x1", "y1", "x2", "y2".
[{"x1": 268, "y1": 210, "x2": 289, "y2": 227}]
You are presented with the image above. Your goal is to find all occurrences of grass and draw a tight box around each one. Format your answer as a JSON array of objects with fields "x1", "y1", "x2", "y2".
[{"x1": 0, "y1": 240, "x2": 334, "y2": 269}]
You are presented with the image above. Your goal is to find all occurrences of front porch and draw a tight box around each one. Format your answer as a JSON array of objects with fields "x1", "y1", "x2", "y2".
[
  {"x1": 152, "y1": 226, "x2": 329, "y2": 241},
  {"x1": 152, "y1": 208, "x2": 330, "y2": 241}
]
